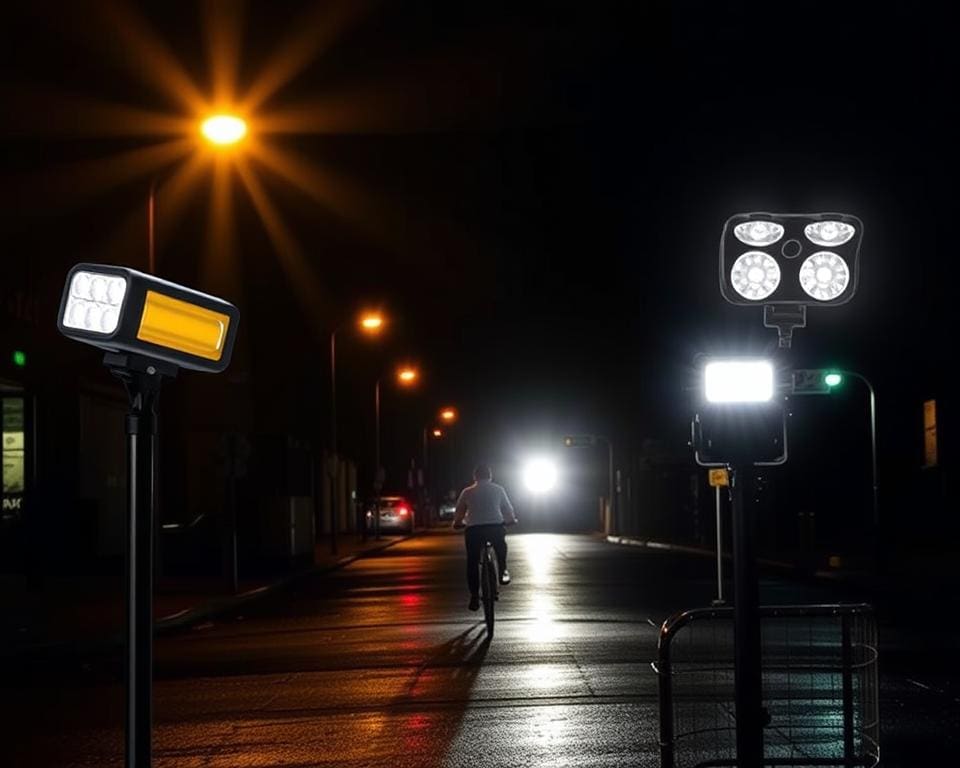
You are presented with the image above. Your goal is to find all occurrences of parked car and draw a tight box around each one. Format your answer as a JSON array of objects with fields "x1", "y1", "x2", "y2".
[
  {"x1": 365, "y1": 496, "x2": 415, "y2": 533},
  {"x1": 438, "y1": 501, "x2": 457, "y2": 521}
]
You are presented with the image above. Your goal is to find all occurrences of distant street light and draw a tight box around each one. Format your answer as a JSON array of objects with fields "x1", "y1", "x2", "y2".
[
  {"x1": 432, "y1": 428, "x2": 443, "y2": 438},
  {"x1": 398, "y1": 366, "x2": 419, "y2": 385},
  {"x1": 329, "y1": 310, "x2": 386, "y2": 554},
  {"x1": 58, "y1": 263, "x2": 238, "y2": 768},
  {"x1": 439, "y1": 406, "x2": 457, "y2": 423}
]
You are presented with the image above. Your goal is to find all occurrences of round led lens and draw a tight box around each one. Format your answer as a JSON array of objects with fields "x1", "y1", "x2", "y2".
[
  {"x1": 67, "y1": 299, "x2": 87, "y2": 328},
  {"x1": 804, "y1": 220, "x2": 856, "y2": 246},
  {"x1": 730, "y1": 251, "x2": 781, "y2": 301},
  {"x1": 107, "y1": 278, "x2": 127, "y2": 306},
  {"x1": 84, "y1": 303, "x2": 103, "y2": 331},
  {"x1": 90, "y1": 277, "x2": 108, "y2": 303},
  {"x1": 71, "y1": 272, "x2": 91, "y2": 300},
  {"x1": 100, "y1": 307, "x2": 119, "y2": 333},
  {"x1": 799, "y1": 251, "x2": 850, "y2": 301},
  {"x1": 734, "y1": 221, "x2": 784, "y2": 246}
]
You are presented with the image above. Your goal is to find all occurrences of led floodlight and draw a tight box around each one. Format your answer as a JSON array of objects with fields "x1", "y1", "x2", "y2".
[
  {"x1": 720, "y1": 212, "x2": 862, "y2": 307},
  {"x1": 704, "y1": 360, "x2": 774, "y2": 404},
  {"x1": 58, "y1": 264, "x2": 239, "y2": 373}
]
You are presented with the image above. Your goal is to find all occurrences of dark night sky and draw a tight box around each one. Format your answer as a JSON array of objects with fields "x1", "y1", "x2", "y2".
[{"x1": 1, "y1": 1, "x2": 956, "y2": 511}]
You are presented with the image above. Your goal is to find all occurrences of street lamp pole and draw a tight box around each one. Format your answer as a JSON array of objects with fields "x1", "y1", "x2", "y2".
[
  {"x1": 839, "y1": 370, "x2": 878, "y2": 527},
  {"x1": 329, "y1": 328, "x2": 338, "y2": 555},
  {"x1": 374, "y1": 378, "x2": 381, "y2": 540}
]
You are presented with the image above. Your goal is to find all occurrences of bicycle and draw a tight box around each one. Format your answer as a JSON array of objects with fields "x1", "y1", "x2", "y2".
[
  {"x1": 454, "y1": 519, "x2": 516, "y2": 639},
  {"x1": 479, "y1": 536, "x2": 499, "y2": 638}
]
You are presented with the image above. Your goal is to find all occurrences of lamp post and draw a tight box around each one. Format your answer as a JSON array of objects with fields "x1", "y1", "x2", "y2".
[
  {"x1": 58, "y1": 264, "x2": 239, "y2": 768},
  {"x1": 826, "y1": 370, "x2": 878, "y2": 527},
  {"x1": 372, "y1": 366, "x2": 419, "y2": 539},
  {"x1": 692, "y1": 358, "x2": 783, "y2": 768},
  {"x1": 146, "y1": 114, "x2": 249, "y2": 275},
  {"x1": 329, "y1": 311, "x2": 383, "y2": 554}
]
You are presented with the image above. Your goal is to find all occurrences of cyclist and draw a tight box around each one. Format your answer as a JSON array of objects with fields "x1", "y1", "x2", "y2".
[{"x1": 452, "y1": 464, "x2": 517, "y2": 611}]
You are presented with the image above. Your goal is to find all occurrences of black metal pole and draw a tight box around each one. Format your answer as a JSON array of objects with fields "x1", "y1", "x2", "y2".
[
  {"x1": 123, "y1": 370, "x2": 161, "y2": 768},
  {"x1": 841, "y1": 613, "x2": 855, "y2": 764},
  {"x1": 329, "y1": 330, "x2": 338, "y2": 555},
  {"x1": 731, "y1": 465, "x2": 763, "y2": 767},
  {"x1": 374, "y1": 378, "x2": 381, "y2": 540}
]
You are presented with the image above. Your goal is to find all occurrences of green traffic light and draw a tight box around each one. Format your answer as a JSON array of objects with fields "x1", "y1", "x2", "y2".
[
  {"x1": 12, "y1": 350, "x2": 26, "y2": 368},
  {"x1": 824, "y1": 372, "x2": 842, "y2": 387}
]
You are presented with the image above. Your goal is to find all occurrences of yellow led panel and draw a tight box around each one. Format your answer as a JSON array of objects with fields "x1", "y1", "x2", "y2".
[{"x1": 137, "y1": 291, "x2": 230, "y2": 361}]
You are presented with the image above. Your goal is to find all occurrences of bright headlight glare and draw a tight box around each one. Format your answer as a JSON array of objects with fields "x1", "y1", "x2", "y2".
[
  {"x1": 705, "y1": 360, "x2": 774, "y2": 403},
  {"x1": 62, "y1": 270, "x2": 128, "y2": 335},
  {"x1": 799, "y1": 251, "x2": 850, "y2": 301},
  {"x1": 734, "y1": 221, "x2": 784, "y2": 246},
  {"x1": 804, "y1": 220, "x2": 855, "y2": 246},
  {"x1": 523, "y1": 458, "x2": 558, "y2": 494},
  {"x1": 730, "y1": 251, "x2": 781, "y2": 301}
]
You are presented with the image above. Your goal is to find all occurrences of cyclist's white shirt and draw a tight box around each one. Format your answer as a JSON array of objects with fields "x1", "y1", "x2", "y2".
[{"x1": 453, "y1": 479, "x2": 514, "y2": 527}]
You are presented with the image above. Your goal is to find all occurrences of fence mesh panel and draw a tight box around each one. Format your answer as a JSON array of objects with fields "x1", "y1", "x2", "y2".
[{"x1": 658, "y1": 604, "x2": 879, "y2": 768}]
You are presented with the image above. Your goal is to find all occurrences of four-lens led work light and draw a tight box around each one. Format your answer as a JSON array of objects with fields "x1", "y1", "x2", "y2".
[
  {"x1": 58, "y1": 263, "x2": 239, "y2": 372},
  {"x1": 57, "y1": 263, "x2": 238, "y2": 768},
  {"x1": 720, "y1": 213, "x2": 863, "y2": 347}
]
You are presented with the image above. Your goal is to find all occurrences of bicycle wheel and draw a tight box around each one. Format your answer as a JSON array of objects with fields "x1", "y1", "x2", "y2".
[{"x1": 481, "y1": 545, "x2": 496, "y2": 638}]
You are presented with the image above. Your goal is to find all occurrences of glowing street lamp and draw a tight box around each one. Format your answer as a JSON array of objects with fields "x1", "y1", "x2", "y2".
[
  {"x1": 439, "y1": 407, "x2": 457, "y2": 423},
  {"x1": 397, "y1": 366, "x2": 419, "y2": 385},
  {"x1": 372, "y1": 365, "x2": 422, "y2": 539},
  {"x1": 58, "y1": 263, "x2": 238, "y2": 768},
  {"x1": 200, "y1": 114, "x2": 248, "y2": 146},
  {"x1": 329, "y1": 309, "x2": 386, "y2": 554},
  {"x1": 432, "y1": 428, "x2": 443, "y2": 438}
]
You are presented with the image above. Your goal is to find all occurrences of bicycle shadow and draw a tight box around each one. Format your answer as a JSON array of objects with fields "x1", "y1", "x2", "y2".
[{"x1": 386, "y1": 623, "x2": 491, "y2": 764}]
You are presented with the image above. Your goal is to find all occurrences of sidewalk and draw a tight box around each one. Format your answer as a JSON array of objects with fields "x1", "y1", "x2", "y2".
[{"x1": 1, "y1": 532, "x2": 411, "y2": 659}]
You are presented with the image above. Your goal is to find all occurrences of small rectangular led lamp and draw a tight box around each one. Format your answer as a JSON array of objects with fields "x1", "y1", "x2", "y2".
[
  {"x1": 720, "y1": 212, "x2": 863, "y2": 307},
  {"x1": 57, "y1": 263, "x2": 239, "y2": 373},
  {"x1": 704, "y1": 360, "x2": 774, "y2": 403}
]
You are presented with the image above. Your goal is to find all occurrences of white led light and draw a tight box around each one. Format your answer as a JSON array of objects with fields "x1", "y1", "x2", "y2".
[
  {"x1": 523, "y1": 458, "x2": 558, "y2": 494},
  {"x1": 799, "y1": 251, "x2": 850, "y2": 301},
  {"x1": 804, "y1": 220, "x2": 855, "y2": 246},
  {"x1": 730, "y1": 251, "x2": 781, "y2": 301},
  {"x1": 62, "y1": 271, "x2": 127, "y2": 334},
  {"x1": 705, "y1": 360, "x2": 774, "y2": 403},
  {"x1": 734, "y1": 221, "x2": 784, "y2": 246}
]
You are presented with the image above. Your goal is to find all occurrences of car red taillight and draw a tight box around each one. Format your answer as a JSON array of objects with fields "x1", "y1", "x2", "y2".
[{"x1": 398, "y1": 507, "x2": 409, "y2": 516}]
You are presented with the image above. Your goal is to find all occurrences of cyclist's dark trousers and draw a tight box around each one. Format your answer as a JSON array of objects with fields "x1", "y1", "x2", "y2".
[{"x1": 465, "y1": 524, "x2": 507, "y2": 596}]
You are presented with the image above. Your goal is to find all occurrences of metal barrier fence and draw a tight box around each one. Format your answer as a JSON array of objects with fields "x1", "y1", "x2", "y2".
[{"x1": 656, "y1": 604, "x2": 879, "y2": 768}]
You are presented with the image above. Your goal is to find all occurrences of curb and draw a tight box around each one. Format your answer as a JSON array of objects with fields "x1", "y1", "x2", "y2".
[
  {"x1": 604, "y1": 534, "x2": 822, "y2": 576},
  {"x1": 156, "y1": 534, "x2": 413, "y2": 632},
  {"x1": 1, "y1": 534, "x2": 414, "y2": 661}
]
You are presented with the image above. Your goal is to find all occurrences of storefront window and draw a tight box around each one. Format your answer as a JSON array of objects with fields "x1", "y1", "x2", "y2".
[{"x1": 2, "y1": 397, "x2": 25, "y2": 504}]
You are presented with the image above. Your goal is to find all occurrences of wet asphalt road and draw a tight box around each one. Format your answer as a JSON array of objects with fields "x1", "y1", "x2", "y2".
[{"x1": 4, "y1": 530, "x2": 958, "y2": 766}]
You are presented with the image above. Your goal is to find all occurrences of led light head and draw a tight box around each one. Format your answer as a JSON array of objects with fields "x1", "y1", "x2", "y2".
[{"x1": 58, "y1": 264, "x2": 239, "y2": 373}]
